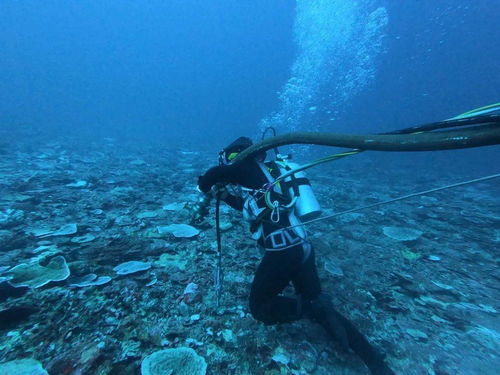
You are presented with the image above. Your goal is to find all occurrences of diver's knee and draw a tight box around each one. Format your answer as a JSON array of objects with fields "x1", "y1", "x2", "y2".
[{"x1": 249, "y1": 300, "x2": 274, "y2": 325}]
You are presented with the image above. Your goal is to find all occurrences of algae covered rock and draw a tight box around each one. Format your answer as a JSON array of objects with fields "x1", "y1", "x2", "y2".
[
  {"x1": 156, "y1": 253, "x2": 187, "y2": 271},
  {"x1": 382, "y1": 226, "x2": 423, "y2": 242},
  {"x1": 137, "y1": 210, "x2": 159, "y2": 219},
  {"x1": 68, "y1": 273, "x2": 112, "y2": 287},
  {"x1": 113, "y1": 260, "x2": 151, "y2": 275},
  {"x1": 6, "y1": 256, "x2": 70, "y2": 288},
  {"x1": 0, "y1": 358, "x2": 48, "y2": 375},
  {"x1": 141, "y1": 347, "x2": 207, "y2": 375},
  {"x1": 0, "y1": 208, "x2": 25, "y2": 229},
  {"x1": 32, "y1": 223, "x2": 78, "y2": 238},
  {"x1": 157, "y1": 224, "x2": 200, "y2": 238},
  {"x1": 70, "y1": 234, "x2": 96, "y2": 243},
  {"x1": 0, "y1": 229, "x2": 14, "y2": 246}
]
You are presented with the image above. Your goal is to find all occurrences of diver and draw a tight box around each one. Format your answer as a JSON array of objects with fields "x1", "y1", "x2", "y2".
[{"x1": 195, "y1": 137, "x2": 396, "y2": 375}]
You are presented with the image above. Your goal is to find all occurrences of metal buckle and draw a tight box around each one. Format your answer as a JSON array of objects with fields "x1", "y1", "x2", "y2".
[
  {"x1": 283, "y1": 230, "x2": 299, "y2": 244},
  {"x1": 270, "y1": 231, "x2": 287, "y2": 248}
]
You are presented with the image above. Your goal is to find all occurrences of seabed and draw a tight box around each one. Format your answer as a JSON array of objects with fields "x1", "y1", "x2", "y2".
[{"x1": 0, "y1": 133, "x2": 498, "y2": 374}]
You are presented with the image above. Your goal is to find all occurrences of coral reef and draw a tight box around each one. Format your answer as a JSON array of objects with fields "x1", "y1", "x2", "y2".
[
  {"x1": 6, "y1": 256, "x2": 70, "y2": 289},
  {"x1": 141, "y1": 347, "x2": 207, "y2": 375},
  {"x1": 0, "y1": 134, "x2": 498, "y2": 374},
  {"x1": 0, "y1": 358, "x2": 48, "y2": 375}
]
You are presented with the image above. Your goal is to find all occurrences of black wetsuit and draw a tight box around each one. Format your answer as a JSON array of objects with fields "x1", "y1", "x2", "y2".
[
  {"x1": 198, "y1": 158, "x2": 321, "y2": 324},
  {"x1": 198, "y1": 159, "x2": 395, "y2": 375}
]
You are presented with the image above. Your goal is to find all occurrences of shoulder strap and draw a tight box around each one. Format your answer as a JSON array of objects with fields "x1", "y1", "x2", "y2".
[{"x1": 258, "y1": 162, "x2": 284, "y2": 195}]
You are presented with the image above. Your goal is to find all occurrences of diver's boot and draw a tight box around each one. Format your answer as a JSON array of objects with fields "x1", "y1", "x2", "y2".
[
  {"x1": 334, "y1": 314, "x2": 395, "y2": 375},
  {"x1": 368, "y1": 362, "x2": 396, "y2": 375},
  {"x1": 309, "y1": 293, "x2": 349, "y2": 350},
  {"x1": 309, "y1": 294, "x2": 396, "y2": 375}
]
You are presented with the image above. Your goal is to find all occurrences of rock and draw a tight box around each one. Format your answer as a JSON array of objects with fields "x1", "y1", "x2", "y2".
[
  {"x1": 431, "y1": 281, "x2": 454, "y2": 290},
  {"x1": 0, "y1": 281, "x2": 27, "y2": 302},
  {"x1": 66, "y1": 180, "x2": 88, "y2": 188},
  {"x1": 156, "y1": 253, "x2": 187, "y2": 271},
  {"x1": 383, "y1": 226, "x2": 423, "y2": 242},
  {"x1": 146, "y1": 274, "x2": 157, "y2": 286},
  {"x1": 113, "y1": 261, "x2": 151, "y2": 275},
  {"x1": 0, "y1": 305, "x2": 39, "y2": 330},
  {"x1": 30, "y1": 247, "x2": 63, "y2": 264},
  {"x1": 32, "y1": 223, "x2": 78, "y2": 238},
  {"x1": 130, "y1": 159, "x2": 147, "y2": 166},
  {"x1": 0, "y1": 209, "x2": 25, "y2": 229},
  {"x1": 70, "y1": 234, "x2": 96, "y2": 243},
  {"x1": 401, "y1": 249, "x2": 421, "y2": 260},
  {"x1": 120, "y1": 340, "x2": 141, "y2": 360},
  {"x1": 271, "y1": 346, "x2": 290, "y2": 366},
  {"x1": 324, "y1": 259, "x2": 344, "y2": 277},
  {"x1": 148, "y1": 239, "x2": 169, "y2": 252},
  {"x1": 137, "y1": 210, "x2": 159, "y2": 219},
  {"x1": 69, "y1": 274, "x2": 112, "y2": 287},
  {"x1": 157, "y1": 224, "x2": 200, "y2": 238},
  {"x1": 6, "y1": 256, "x2": 70, "y2": 288},
  {"x1": 337, "y1": 212, "x2": 364, "y2": 224},
  {"x1": 182, "y1": 282, "x2": 200, "y2": 304},
  {"x1": 0, "y1": 358, "x2": 48, "y2": 375},
  {"x1": 0, "y1": 229, "x2": 14, "y2": 246},
  {"x1": 163, "y1": 202, "x2": 185, "y2": 211},
  {"x1": 141, "y1": 347, "x2": 207, "y2": 375},
  {"x1": 219, "y1": 221, "x2": 233, "y2": 232},
  {"x1": 405, "y1": 328, "x2": 428, "y2": 341},
  {"x1": 190, "y1": 314, "x2": 201, "y2": 321},
  {"x1": 46, "y1": 342, "x2": 105, "y2": 375},
  {"x1": 69, "y1": 273, "x2": 97, "y2": 286},
  {"x1": 115, "y1": 216, "x2": 135, "y2": 226},
  {"x1": 32, "y1": 244, "x2": 58, "y2": 254},
  {"x1": 456, "y1": 302, "x2": 497, "y2": 313},
  {"x1": 218, "y1": 329, "x2": 237, "y2": 346}
]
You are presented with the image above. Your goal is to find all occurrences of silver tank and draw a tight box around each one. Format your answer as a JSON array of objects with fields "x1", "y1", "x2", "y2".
[{"x1": 279, "y1": 161, "x2": 322, "y2": 221}]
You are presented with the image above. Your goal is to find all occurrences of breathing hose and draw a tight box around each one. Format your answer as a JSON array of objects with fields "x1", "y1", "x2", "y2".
[{"x1": 235, "y1": 115, "x2": 500, "y2": 163}]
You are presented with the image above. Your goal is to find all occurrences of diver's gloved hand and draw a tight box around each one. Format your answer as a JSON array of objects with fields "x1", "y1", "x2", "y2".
[
  {"x1": 189, "y1": 192, "x2": 212, "y2": 225},
  {"x1": 197, "y1": 175, "x2": 211, "y2": 194}
]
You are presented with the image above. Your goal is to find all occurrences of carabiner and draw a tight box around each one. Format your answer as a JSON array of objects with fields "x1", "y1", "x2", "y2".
[{"x1": 271, "y1": 201, "x2": 280, "y2": 223}]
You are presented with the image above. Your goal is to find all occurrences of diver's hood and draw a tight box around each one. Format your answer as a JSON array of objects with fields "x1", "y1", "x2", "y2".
[
  {"x1": 220, "y1": 136, "x2": 266, "y2": 165},
  {"x1": 223, "y1": 136, "x2": 253, "y2": 154}
]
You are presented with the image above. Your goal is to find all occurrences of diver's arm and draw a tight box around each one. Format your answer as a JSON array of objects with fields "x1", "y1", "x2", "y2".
[
  {"x1": 223, "y1": 194, "x2": 244, "y2": 211},
  {"x1": 197, "y1": 163, "x2": 245, "y2": 193}
]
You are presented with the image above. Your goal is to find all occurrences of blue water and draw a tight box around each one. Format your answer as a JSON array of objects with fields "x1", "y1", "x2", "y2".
[
  {"x1": 1, "y1": 1, "x2": 499, "y2": 144},
  {"x1": 0, "y1": 1, "x2": 499, "y2": 374}
]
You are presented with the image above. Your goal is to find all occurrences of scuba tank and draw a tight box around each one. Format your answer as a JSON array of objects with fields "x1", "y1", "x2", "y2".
[
  {"x1": 274, "y1": 160, "x2": 322, "y2": 221},
  {"x1": 260, "y1": 127, "x2": 321, "y2": 221}
]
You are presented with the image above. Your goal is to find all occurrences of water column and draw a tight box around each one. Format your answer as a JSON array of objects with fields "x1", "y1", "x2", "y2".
[{"x1": 260, "y1": 0, "x2": 388, "y2": 134}]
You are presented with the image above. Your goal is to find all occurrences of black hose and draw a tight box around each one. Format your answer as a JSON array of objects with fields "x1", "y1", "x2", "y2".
[
  {"x1": 261, "y1": 126, "x2": 280, "y2": 157},
  {"x1": 385, "y1": 114, "x2": 500, "y2": 135},
  {"x1": 235, "y1": 122, "x2": 500, "y2": 162}
]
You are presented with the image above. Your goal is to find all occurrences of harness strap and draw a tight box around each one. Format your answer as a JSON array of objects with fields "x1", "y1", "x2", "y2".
[
  {"x1": 264, "y1": 228, "x2": 303, "y2": 251},
  {"x1": 282, "y1": 164, "x2": 300, "y2": 197},
  {"x1": 282, "y1": 177, "x2": 310, "y2": 193},
  {"x1": 249, "y1": 205, "x2": 270, "y2": 233}
]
